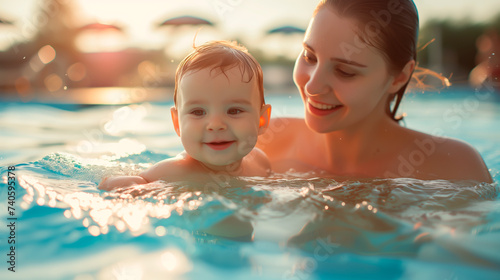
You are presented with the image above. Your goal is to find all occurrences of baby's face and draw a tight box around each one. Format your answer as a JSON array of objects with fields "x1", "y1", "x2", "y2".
[{"x1": 172, "y1": 66, "x2": 266, "y2": 170}]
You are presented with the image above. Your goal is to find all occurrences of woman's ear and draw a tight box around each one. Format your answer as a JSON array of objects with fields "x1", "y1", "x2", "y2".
[
  {"x1": 388, "y1": 60, "x2": 415, "y2": 94},
  {"x1": 170, "y1": 106, "x2": 180, "y2": 136},
  {"x1": 258, "y1": 104, "x2": 272, "y2": 135}
]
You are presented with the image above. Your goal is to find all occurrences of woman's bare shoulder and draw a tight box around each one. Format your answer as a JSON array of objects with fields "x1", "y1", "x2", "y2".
[
  {"x1": 257, "y1": 117, "x2": 308, "y2": 154},
  {"x1": 268, "y1": 117, "x2": 308, "y2": 133},
  {"x1": 433, "y1": 136, "x2": 492, "y2": 182},
  {"x1": 397, "y1": 128, "x2": 492, "y2": 182},
  {"x1": 258, "y1": 118, "x2": 330, "y2": 173},
  {"x1": 258, "y1": 117, "x2": 307, "y2": 143}
]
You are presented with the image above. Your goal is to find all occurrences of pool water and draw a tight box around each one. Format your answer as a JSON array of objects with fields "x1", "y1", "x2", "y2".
[{"x1": 1, "y1": 87, "x2": 500, "y2": 280}]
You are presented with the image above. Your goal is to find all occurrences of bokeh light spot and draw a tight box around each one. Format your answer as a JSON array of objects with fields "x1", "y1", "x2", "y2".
[
  {"x1": 38, "y1": 45, "x2": 56, "y2": 64},
  {"x1": 44, "y1": 73, "x2": 63, "y2": 92},
  {"x1": 67, "y1": 62, "x2": 87, "y2": 81}
]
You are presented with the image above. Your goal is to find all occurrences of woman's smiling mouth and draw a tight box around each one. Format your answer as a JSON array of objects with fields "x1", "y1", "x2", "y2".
[{"x1": 308, "y1": 99, "x2": 343, "y2": 116}]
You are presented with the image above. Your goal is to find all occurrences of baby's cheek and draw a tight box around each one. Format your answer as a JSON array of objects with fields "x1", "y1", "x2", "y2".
[{"x1": 237, "y1": 135, "x2": 258, "y2": 156}]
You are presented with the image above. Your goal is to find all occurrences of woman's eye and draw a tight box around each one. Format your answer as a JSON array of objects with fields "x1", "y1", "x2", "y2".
[
  {"x1": 190, "y1": 109, "x2": 205, "y2": 116},
  {"x1": 336, "y1": 68, "x2": 355, "y2": 78},
  {"x1": 302, "y1": 50, "x2": 317, "y2": 64},
  {"x1": 228, "y1": 108, "x2": 243, "y2": 115}
]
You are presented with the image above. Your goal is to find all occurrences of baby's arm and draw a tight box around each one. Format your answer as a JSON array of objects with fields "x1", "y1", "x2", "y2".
[
  {"x1": 97, "y1": 163, "x2": 169, "y2": 191},
  {"x1": 98, "y1": 175, "x2": 149, "y2": 191},
  {"x1": 98, "y1": 153, "x2": 193, "y2": 191}
]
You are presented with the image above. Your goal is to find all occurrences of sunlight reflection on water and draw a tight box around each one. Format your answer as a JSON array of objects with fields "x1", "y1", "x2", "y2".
[{"x1": 1, "y1": 90, "x2": 499, "y2": 279}]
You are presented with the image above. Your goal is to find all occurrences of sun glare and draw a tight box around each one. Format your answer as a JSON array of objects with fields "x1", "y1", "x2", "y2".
[{"x1": 75, "y1": 28, "x2": 127, "y2": 53}]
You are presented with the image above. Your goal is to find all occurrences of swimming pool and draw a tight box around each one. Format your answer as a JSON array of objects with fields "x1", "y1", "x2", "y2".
[{"x1": 1, "y1": 87, "x2": 499, "y2": 280}]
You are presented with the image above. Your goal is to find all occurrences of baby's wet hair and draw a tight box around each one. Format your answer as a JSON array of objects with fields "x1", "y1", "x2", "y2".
[{"x1": 174, "y1": 40, "x2": 264, "y2": 107}]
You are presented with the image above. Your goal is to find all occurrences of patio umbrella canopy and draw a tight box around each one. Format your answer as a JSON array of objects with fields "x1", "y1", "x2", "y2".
[
  {"x1": 0, "y1": 17, "x2": 14, "y2": 25},
  {"x1": 159, "y1": 16, "x2": 214, "y2": 27},
  {"x1": 266, "y1": 25, "x2": 305, "y2": 35}
]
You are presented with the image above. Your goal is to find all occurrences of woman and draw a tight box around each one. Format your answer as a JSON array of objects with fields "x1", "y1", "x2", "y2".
[{"x1": 257, "y1": 0, "x2": 492, "y2": 182}]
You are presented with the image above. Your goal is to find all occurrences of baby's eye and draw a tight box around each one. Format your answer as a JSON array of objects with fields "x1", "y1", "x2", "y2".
[
  {"x1": 189, "y1": 109, "x2": 205, "y2": 116},
  {"x1": 302, "y1": 50, "x2": 317, "y2": 64},
  {"x1": 227, "y1": 108, "x2": 244, "y2": 115}
]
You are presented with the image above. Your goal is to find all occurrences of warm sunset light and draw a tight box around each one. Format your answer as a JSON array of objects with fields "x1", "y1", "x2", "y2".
[
  {"x1": 2, "y1": 1, "x2": 499, "y2": 279},
  {"x1": 75, "y1": 24, "x2": 127, "y2": 53},
  {"x1": 1, "y1": 0, "x2": 497, "y2": 94}
]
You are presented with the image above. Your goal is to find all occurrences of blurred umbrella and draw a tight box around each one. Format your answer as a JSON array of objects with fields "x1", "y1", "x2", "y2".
[
  {"x1": 158, "y1": 15, "x2": 219, "y2": 61},
  {"x1": 259, "y1": 24, "x2": 306, "y2": 62},
  {"x1": 158, "y1": 16, "x2": 214, "y2": 27},
  {"x1": 78, "y1": 23, "x2": 123, "y2": 32},
  {"x1": 267, "y1": 25, "x2": 305, "y2": 35},
  {"x1": 0, "y1": 18, "x2": 14, "y2": 25}
]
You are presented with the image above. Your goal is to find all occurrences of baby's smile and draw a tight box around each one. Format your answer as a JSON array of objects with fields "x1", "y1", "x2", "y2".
[{"x1": 204, "y1": 140, "x2": 236, "y2": 151}]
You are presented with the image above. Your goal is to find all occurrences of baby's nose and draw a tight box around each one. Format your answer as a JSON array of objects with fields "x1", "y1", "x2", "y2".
[{"x1": 206, "y1": 115, "x2": 227, "y2": 131}]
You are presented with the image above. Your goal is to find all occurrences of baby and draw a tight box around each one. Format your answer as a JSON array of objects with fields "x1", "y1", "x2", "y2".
[{"x1": 99, "y1": 40, "x2": 272, "y2": 191}]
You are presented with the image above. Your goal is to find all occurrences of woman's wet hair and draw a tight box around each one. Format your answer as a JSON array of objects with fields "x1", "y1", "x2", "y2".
[
  {"x1": 316, "y1": 0, "x2": 419, "y2": 121},
  {"x1": 174, "y1": 40, "x2": 265, "y2": 107}
]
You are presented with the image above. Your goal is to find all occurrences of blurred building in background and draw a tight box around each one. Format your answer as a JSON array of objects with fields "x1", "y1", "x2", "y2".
[
  {"x1": 416, "y1": 15, "x2": 500, "y2": 90},
  {"x1": 0, "y1": 0, "x2": 226, "y2": 103},
  {"x1": 0, "y1": 0, "x2": 499, "y2": 104},
  {"x1": 469, "y1": 29, "x2": 500, "y2": 91}
]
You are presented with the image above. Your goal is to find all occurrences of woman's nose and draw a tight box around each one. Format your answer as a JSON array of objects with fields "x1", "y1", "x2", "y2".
[
  {"x1": 305, "y1": 66, "x2": 331, "y2": 97},
  {"x1": 206, "y1": 115, "x2": 227, "y2": 131}
]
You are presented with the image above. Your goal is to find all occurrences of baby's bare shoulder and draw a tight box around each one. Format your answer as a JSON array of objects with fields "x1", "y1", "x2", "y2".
[
  {"x1": 140, "y1": 152, "x2": 199, "y2": 182},
  {"x1": 247, "y1": 148, "x2": 271, "y2": 175}
]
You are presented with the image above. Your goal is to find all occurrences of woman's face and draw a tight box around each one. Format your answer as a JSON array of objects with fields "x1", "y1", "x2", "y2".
[{"x1": 293, "y1": 7, "x2": 399, "y2": 133}]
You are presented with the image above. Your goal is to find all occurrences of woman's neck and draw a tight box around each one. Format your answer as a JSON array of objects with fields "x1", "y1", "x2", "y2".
[{"x1": 321, "y1": 115, "x2": 400, "y2": 173}]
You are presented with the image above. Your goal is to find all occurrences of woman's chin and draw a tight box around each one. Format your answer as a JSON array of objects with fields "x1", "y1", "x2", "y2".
[{"x1": 304, "y1": 115, "x2": 339, "y2": 134}]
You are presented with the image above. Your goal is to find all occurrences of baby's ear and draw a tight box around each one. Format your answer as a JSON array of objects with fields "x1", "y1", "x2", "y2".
[
  {"x1": 170, "y1": 106, "x2": 181, "y2": 136},
  {"x1": 258, "y1": 104, "x2": 272, "y2": 134}
]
